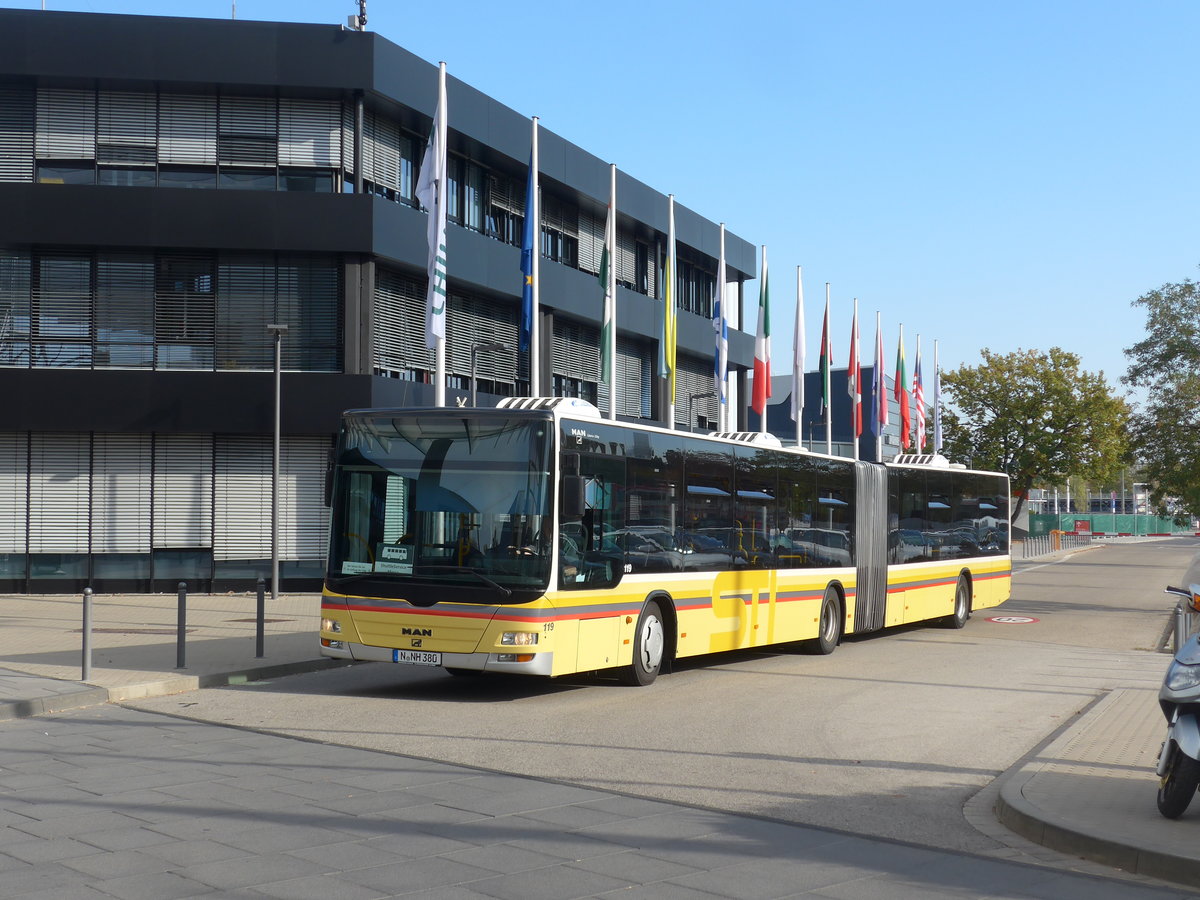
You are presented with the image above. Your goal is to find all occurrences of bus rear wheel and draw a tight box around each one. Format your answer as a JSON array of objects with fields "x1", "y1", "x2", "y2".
[
  {"x1": 622, "y1": 600, "x2": 665, "y2": 686},
  {"x1": 804, "y1": 586, "x2": 841, "y2": 655}
]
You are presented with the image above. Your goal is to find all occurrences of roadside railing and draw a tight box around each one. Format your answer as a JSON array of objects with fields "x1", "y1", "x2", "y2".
[{"x1": 1021, "y1": 531, "x2": 1094, "y2": 559}]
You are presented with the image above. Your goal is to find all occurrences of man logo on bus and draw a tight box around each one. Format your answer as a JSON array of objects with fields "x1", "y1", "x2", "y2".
[{"x1": 402, "y1": 627, "x2": 433, "y2": 636}]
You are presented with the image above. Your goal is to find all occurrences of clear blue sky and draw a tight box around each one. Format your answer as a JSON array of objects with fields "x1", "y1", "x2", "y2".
[{"x1": 12, "y1": 0, "x2": 1200, "y2": 397}]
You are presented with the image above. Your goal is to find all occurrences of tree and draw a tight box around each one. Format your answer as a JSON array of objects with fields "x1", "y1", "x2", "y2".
[
  {"x1": 941, "y1": 348, "x2": 1130, "y2": 522},
  {"x1": 1125, "y1": 271, "x2": 1200, "y2": 516}
]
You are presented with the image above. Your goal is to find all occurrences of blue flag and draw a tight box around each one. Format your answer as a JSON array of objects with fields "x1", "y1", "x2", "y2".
[{"x1": 519, "y1": 151, "x2": 535, "y2": 353}]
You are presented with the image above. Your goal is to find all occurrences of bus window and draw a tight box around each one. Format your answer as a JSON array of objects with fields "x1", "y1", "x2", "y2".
[
  {"x1": 681, "y1": 439, "x2": 735, "y2": 572},
  {"x1": 813, "y1": 458, "x2": 855, "y2": 567},
  {"x1": 734, "y1": 446, "x2": 777, "y2": 568},
  {"x1": 623, "y1": 430, "x2": 683, "y2": 573}
]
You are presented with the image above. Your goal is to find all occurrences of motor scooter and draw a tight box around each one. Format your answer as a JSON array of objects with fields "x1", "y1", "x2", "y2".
[{"x1": 1156, "y1": 584, "x2": 1200, "y2": 818}]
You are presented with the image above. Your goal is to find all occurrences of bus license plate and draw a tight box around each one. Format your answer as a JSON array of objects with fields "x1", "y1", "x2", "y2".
[{"x1": 392, "y1": 649, "x2": 442, "y2": 666}]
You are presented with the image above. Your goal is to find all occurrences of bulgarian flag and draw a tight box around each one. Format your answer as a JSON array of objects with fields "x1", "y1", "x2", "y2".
[
  {"x1": 751, "y1": 246, "x2": 771, "y2": 417},
  {"x1": 895, "y1": 324, "x2": 911, "y2": 450}
]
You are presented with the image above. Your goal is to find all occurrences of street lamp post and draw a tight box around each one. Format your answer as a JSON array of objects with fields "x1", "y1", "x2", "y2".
[
  {"x1": 266, "y1": 324, "x2": 288, "y2": 601},
  {"x1": 470, "y1": 340, "x2": 507, "y2": 407},
  {"x1": 687, "y1": 391, "x2": 715, "y2": 433}
]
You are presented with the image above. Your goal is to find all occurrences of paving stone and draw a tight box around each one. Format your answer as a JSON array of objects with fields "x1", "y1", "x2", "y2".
[
  {"x1": 178, "y1": 851, "x2": 328, "y2": 890},
  {"x1": 60, "y1": 847, "x2": 175, "y2": 879},
  {"x1": 465, "y1": 863, "x2": 633, "y2": 900},
  {"x1": 341, "y1": 856, "x2": 497, "y2": 893}
]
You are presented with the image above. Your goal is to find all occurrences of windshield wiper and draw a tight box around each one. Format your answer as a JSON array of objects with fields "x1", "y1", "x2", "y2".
[
  {"x1": 327, "y1": 566, "x2": 516, "y2": 600},
  {"x1": 418, "y1": 565, "x2": 513, "y2": 599}
]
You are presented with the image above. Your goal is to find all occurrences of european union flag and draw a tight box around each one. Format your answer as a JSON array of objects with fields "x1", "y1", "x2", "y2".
[{"x1": 519, "y1": 151, "x2": 535, "y2": 353}]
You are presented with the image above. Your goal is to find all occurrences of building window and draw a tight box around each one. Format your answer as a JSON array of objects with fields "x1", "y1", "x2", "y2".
[
  {"x1": 159, "y1": 167, "x2": 217, "y2": 189},
  {"x1": 98, "y1": 167, "x2": 156, "y2": 187},
  {"x1": 219, "y1": 168, "x2": 276, "y2": 190},
  {"x1": 37, "y1": 163, "x2": 95, "y2": 185},
  {"x1": 280, "y1": 168, "x2": 334, "y2": 192},
  {"x1": 156, "y1": 254, "x2": 216, "y2": 369},
  {"x1": 552, "y1": 374, "x2": 597, "y2": 405}
]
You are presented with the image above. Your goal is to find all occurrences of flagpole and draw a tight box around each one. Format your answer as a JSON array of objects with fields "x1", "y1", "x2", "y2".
[
  {"x1": 530, "y1": 116, "x2": 540, "y2": 396},
  {"x1": 875, "y1": 311, "x2": 883, "y2": 463},
  {"x1": 933, "y1": 339, "x2": 942, "y2": 454},
  {"x1": 714, "y1": 223, "x2": 727, "y2": 432},
  {"x1": 435, "y1": 62, "x2": 447, "y2": 407},
  {"x1": 605, "y1": 163, "x2": 617, "y2": 420},
  {"x1": 791, "y1": 265, "x2": 804, "y2": 448},
  {"x1": 824, "y1": 283, "x2": 832, "y2": 456},
  {"x1": 850, "y1": 297, "x2": 859, "y2": 462},
  {"x1": 665, "y1": 195, "x2": 677, "y2": 429}
]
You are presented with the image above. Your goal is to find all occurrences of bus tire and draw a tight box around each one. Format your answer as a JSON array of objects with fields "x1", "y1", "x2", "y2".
[
  {"x1": 804, "y1": 586, "x2": 842, "y2": 655},
  {"x1": 943, "y1": 575, "x2": 971, "y2": 629},
  {"x1": 622, "y1": 600, "x2": 665, "y2": 686}
]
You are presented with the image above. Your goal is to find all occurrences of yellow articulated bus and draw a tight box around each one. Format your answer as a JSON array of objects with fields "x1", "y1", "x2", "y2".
[{"x1": 320, "y1": 397, "x2": 1011, "y2": 686}]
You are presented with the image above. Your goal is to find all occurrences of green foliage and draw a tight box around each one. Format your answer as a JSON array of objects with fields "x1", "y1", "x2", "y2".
[
  {"x1": 942, "y1": 348, "x2": 1130, "y2": 521},
  {"x1": 1125, "y1": 271, "x2": 1200, "y2": 516}
]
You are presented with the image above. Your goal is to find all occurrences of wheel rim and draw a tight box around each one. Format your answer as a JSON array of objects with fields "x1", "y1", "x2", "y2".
[
  {"x1": 821, "y1": 592, "x2": 838, "y2": 643},
  {"x1": 956, "y1": 581, "x2": 969, "y2": 619},
  {"x1": 639, "y1": 614, "x2": 664, "y2": 672}
]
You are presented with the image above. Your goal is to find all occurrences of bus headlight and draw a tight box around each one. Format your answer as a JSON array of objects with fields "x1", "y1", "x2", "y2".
[
  {"x1": 321, "y1": 618, "x2": 342, "y2": 634},
  {"x1": 500, "y1": 632, "x2": 538, "y2": 646}
]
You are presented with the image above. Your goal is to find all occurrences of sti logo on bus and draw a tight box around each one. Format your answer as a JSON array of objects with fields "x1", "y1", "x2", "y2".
[{"x1": 402, "y1": 627, "x2": 432, "y2": 636}]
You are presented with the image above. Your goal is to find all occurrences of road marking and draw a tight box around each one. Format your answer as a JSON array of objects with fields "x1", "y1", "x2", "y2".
[{"x1": 987, "y1": 615, "x2": 1039, "y2": 624}]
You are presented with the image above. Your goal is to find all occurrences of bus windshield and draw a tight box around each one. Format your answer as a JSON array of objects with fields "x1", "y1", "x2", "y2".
[{"x1": 326, "y1": 413, "x2": 553, "y2": 601}]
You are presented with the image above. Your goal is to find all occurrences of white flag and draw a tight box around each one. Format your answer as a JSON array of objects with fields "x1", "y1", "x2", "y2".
[{"x1": 415, "y1": 62, "x2": 448, "y2": 350}]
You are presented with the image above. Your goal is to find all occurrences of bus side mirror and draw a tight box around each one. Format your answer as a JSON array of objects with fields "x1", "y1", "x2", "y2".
[{"x1": 563, "y1": 475, "x2": 585, "y2": 518}]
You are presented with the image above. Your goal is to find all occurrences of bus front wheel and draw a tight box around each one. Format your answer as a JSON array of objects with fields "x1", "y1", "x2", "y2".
[
  {"x1": 804, "y1": 587, "x2": 842, "y2": 655},
  {"x1": 622, "y1": 600, "x2": 665, "y2": 686},
  {"x1": 942, "y1": 576, "x2": 971, "y2": 629}
]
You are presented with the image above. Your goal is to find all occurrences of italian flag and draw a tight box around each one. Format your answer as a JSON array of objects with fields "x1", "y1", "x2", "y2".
[{"x1": 751, "y1": 247, "x2": 771, "y2": 417}]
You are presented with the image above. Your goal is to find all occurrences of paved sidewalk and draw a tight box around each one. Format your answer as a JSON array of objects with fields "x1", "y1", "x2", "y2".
[{"x1": 1, "y1": 589, "x2": 1200, "y2": 892}]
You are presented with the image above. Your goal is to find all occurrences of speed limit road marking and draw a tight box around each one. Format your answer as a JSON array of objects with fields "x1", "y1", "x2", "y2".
[{"x1": 987, "y1": 616, "x2": 1040, "y2": 624}]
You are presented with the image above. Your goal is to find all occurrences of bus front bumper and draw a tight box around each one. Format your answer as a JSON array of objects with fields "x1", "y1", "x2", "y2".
[{"x1": 320, "y1": 640, "x2": 555, "y2": 676}]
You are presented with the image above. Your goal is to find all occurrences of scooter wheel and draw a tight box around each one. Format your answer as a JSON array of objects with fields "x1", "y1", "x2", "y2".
[{"x1": 1157, "y1": 747, "x2": 1200, "y2": 818}]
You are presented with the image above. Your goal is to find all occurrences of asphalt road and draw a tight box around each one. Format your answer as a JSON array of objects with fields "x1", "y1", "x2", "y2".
[{"x1": 128, "y1": 538, "x2": 1199, "y2": 855}]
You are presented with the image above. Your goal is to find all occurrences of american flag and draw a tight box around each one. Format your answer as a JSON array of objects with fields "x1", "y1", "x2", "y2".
[{"x1": 914, "y1": 339, "x2": 926, "y2": 451}]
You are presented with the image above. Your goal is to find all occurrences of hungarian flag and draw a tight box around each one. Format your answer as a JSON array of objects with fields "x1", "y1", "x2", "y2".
[
  {"x1": 847, "y1": 300, "x2": 861, "y2": 439},
  {"x1": 751, "y1": 246, "x2": 771, "y2": 417},
  {"x1": 894, "y1": 326, "x2": 911, "y2": 450}
]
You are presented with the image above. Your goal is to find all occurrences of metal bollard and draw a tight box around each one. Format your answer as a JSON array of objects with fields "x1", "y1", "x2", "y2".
[
  {"x1": 176, "y1": 581, "x2": 187, "y2": 669},
  {"x1": 255, "y1": 576, "x2": 266, "y2": 658},
  {"x1": 1176, "y1": 601, "x2": 1189, "y2": 655},
  {"x1": 81, "y1": 587, "x2": 93, "y2": 682}
]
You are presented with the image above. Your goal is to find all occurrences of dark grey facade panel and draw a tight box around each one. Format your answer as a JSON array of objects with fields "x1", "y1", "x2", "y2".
[
  {"x1": 0, "y1": 370, "x2": 368, "y2": 435},
  {"x1": 0, "y1": 184, "x2": 374, "y2": 253},
  {"x1": 0, "y1": 9, "x2": 372, "y2": 93}
]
